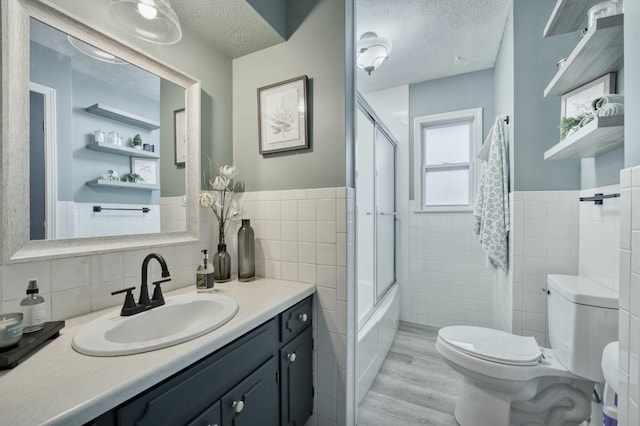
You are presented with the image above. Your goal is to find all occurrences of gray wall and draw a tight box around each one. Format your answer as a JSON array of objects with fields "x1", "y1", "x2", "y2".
[
  {"x1": 512, "y1": 0, "x2": 581, "y2": 191},
  {"x1": 160, "y1": 79, "x2": 186, "y2": 197},
  {"x1": 494, "y1": 2, "x2": 515, "y2": 192},
  {"x1": 408, "y1": 68, "x2": 495, "y2": 200},
  {"x1": 625, "y1": 0, "x2": 640, "y2": 167},
  {"x1": 30, "y1": 41, "x2": 73, "y2": 201},
  {"x1": 232, "y1": 0, "x2": 347, "y2": 191},
  {"x1": 72, "y1": 71, "x2": 160, "y2": 204}
]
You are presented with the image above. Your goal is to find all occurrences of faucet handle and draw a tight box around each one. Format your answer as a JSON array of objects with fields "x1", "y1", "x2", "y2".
[
  {"x1": 111, "y1": 287, "x2": 137, "y2": 315},
  {"x1": 151, "y1": 278, "x2": 170, "y2": 305}
]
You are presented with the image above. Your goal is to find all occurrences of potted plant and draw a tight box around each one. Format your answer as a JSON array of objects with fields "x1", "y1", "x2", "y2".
[
  {"x1": 120, "y1": 173, "x2": 144, "y2": 184},
  {"x1": 132, "y1": 134, "x2": 143, "y2": 150}
]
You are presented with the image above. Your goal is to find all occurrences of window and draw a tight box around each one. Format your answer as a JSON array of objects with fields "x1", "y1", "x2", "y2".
[{"x1": 413, "y1": 108, "x2": 482, "y2": 212}]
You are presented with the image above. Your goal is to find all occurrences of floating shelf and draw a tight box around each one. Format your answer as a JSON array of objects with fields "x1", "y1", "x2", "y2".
[
  {"x1": 544, "y1": 14, "x2": 623, "y2": 98},
  {"x1": 543, "y1": 0, "x2": 607, "y2": 38},
  {"x1": 86, "y1": 179, "x2": 159, "y2": 191},
  {"x1": 544, "y1": 115, "x2": 624, "y2": 160},
  {"x1": 86, "y1": 103, "x2": 160, "y2": 131},
  {"x1": 87, "y1": 141, "x2": 159, "y2": 159}
]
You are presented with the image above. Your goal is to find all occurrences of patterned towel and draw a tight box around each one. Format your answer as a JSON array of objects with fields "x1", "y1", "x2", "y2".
[{"x1": 473, "y1": 116, "x2": 509, "y2": 271}]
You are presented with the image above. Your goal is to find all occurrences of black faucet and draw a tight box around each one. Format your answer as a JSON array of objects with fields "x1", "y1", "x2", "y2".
[{"x1": 111, "y1": 253, "x2": 172, "y2": 316}]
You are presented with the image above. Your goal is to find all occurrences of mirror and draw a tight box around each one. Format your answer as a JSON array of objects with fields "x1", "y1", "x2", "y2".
[
  {"x1": 30, "y1": 18, "x2": 186, "y2": 240},
  {"x1": 1, "y1": 0, "x2": 201, "y2": 263}
]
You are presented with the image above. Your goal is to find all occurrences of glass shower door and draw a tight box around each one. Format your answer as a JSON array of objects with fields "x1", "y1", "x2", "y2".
[{"x1": 375, "y1": 128, "x2": 396, "y2": 300}]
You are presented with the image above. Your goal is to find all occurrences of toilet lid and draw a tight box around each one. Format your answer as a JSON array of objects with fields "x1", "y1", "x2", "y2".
[{"x1": 438, "y1": 326, "x2": 542, "y2": 366}]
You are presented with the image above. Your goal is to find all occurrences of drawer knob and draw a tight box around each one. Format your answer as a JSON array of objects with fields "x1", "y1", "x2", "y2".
[
  {"x1": 287, "y1": 352, "x2": 297, "y2": 362},
  {"x1": 298, "y1": 313, "x2": 308, "y2": 322},
  {"x1": 232, "y1": 400, "x2": 244, "y2": 413}
]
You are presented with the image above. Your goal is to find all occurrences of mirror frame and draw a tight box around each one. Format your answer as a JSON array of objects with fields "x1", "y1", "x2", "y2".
[{"x1": 0, "y1": 0, "x2": 201, "y2": 264}]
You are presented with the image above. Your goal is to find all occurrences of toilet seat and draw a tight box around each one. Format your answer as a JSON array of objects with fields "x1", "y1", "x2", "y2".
[{"x1": 438, "y1": 326, "x2": 542, "y2": 366}]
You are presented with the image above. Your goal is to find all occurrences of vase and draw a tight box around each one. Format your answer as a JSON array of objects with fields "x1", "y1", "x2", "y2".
[
  {"x1": 213, "y1": 243, "x2": 231, "y2": 282},
  {"x1": 237, "y1": 219, "x2": 255, "y2": 281}
]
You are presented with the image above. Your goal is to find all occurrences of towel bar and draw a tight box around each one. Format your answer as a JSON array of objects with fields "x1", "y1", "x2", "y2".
[
  {"x1": 578, "y1": 193, "x2": 620, "y2": 205},
  {"x1": 93, "y1": 206, "x2": 150, "y2": 213}
]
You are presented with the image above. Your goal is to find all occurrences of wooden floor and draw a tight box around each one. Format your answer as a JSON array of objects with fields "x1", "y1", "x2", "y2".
[{"x1": 357, "y1": 321, "x2": 461, "y2": 426}]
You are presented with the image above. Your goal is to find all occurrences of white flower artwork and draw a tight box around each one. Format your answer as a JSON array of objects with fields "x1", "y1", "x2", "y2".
[{"x1": 258, "y1": 76, "x2": 308, "y2": 154}]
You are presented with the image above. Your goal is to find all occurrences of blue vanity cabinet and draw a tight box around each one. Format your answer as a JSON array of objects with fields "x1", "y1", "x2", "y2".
[
  {"x1": 280, "y1": 327, "x2": 313, "y2": 426},
  {"x1": 88, "y1": 296, "x2": 314, "y2": 426}
]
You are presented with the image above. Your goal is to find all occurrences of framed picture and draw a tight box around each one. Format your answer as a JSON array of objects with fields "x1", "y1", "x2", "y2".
[
  {"x1": 258, "y1": 75, "x2": 308, "y2": 154},
  {"x1": 174, "y1": 108, "x2": 186, "y2": 166},
  {"x1": 561, "y1": 73, "x2": 616, "y2": 120},
  {"x1": 131, "y1": 157, "x2": 158, "y2": 185}
]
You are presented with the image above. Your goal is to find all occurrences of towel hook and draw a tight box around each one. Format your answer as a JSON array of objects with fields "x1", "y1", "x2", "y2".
[{"x1": 502, "y1": 115, "x2": 509, "y2": 125}]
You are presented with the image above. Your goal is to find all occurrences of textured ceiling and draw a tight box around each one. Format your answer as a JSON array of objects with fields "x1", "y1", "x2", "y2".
[
  {"x1": 356, "y1": 0, "x2": 512, "y2": 93},
  {"x1": 171, "y1": 0, "x2": 285, "y2": 58}
]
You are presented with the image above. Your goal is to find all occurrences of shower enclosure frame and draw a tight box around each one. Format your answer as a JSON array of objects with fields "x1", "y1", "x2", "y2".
[{"x1": 356, "y1": 93, "x2": 398, "y2": 329}]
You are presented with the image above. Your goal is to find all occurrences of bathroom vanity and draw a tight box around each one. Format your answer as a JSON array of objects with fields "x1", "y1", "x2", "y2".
[{"x1": 0, "y1": 279, "x2": 315, "y2": 426}]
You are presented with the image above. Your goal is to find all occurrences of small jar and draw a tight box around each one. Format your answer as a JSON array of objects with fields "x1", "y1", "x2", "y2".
[
  {"x1": 107, "y1": 131, "x2": 119, "y2": 145},
  {"x1": 94, "y1": 131, "x2": 105, "y2": 143},
  {"x1": 588, "y1": 1, "x2": 621, "y2": 28}
]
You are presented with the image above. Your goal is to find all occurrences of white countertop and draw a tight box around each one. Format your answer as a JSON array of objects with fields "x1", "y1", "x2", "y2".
[{"x1": 0, "y1": 278, "x2": 315, "y2": 426}]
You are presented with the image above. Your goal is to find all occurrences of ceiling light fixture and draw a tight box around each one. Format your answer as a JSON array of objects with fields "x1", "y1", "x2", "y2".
[
  {"x1": 109, "y1": 0, "x2": 182, "y2": 45},
  {"x1": 356, "y1": 32, "x2": 392, "y2": 75},
  {"x1": 67, "y1": 36, "x2": 127, "y2": 64}
]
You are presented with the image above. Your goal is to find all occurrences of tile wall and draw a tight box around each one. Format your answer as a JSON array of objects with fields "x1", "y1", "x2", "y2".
[
  {"x1": 510, "y1": 191, "x2": 579, "y2": 346},
  {"x1": 618, "y1": 167, "x2": 638, "y2": 425},
  {"x1": 236, "y1": 187, "x2": 352, "y2": 426},
  {"x1": 578, "y1": 184, "x2": 621, "y2": 292},
  {"x1": 56, "y1": 201, "x2": 161, "y2": 239},
  {"x1": 405, "y1": 212, "x2": 494, "y2": 328},
  {"x1": 0, "y1": 187, "x2": 352, "y2": 426}
]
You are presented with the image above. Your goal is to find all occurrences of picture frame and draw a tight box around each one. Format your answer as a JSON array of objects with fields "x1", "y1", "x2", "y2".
[
  {"x1": 174, "y1": 108, "x2": 186, "y2": 166},
  {"x1": 561, "y1": 73, "x2": 616, "y2": 120},
  {"x1": 258, "y1": 75, "x2": 308, "y2": 154},
  {"x1": 131, "y1": 157, "x2": 158, "y2": 185}
]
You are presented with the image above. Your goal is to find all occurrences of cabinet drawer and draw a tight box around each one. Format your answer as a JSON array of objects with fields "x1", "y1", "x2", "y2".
[
  {"x1": 187, "y1": 400, "x2": 221, "y2": 426},
  {"x1": 221, "y1": 357, "x2": 279, "y2": 426},
  {"x1": 117, "y1": 318, "x2": 277, "y2": 426},
  {"x1": 280, "y1": 297, "x2": 312, "y2": 343}
]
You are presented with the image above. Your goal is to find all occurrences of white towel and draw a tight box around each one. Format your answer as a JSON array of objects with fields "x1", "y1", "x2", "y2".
[
  {"x1": 596, "y1": 102, "x2": 624, "y2": 117},
  {"x1": 473, "y1": 116, "x2": 509, "y2": 271},
  {"x1": 592, "y1": 94, "x2": 624, "y2": 111}
]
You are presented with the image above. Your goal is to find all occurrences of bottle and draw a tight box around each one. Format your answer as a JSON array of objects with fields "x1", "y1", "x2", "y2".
[
  {"x1": 196, "y1": 249, "x2": 215, "y2": 292},
  {"x1": 20, "y1": 279, "x2": 45, "y2": 333},
  {"x1": 237, "y1": 219, "x2": 255, "y2": 282}
]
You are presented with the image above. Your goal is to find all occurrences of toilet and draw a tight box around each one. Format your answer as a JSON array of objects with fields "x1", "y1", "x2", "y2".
[{"x1": 436, "y1": 274, "x2": 618, "y2": 426}]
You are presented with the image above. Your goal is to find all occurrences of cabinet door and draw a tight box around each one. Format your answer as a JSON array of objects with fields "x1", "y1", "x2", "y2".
[
  {"x1": 187, "y1": 400, "x2": 221, "y2": 426},
  {"x1": 221, "y1": 357, "x2": 278, "y2": 426},
  {"x1": 280, "y1": 327, "x2": 313, "y2": 426},
  {"x1": 280, "y1": 297, "x2": 312, "y2": 343}
]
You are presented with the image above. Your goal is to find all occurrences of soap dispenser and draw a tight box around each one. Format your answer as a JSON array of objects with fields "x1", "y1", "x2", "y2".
[
  {"x1": 196, "y1": 249, "x2": 215, "y2": 292},
  {"x1": 20, "y1": 279, "x2": 45, "y2": 333}
]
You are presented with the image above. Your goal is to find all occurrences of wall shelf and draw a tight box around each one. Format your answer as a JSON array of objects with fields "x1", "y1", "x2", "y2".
[
  {"x1": 87, "y1": 141, "x2": 159, "y2": 159},
  {"x1": 543, "y1": 0, "x2": 607, "y2": 38},
  {"x1": 544, "y1": 115, "x2": 624, "y2": 160},
  {"x1": 86, "y1": 103, "x2": 160, "y2": 131},
  {"x1": 86, "y1": 179, "x2": 159, "y2": 191},
  {"x1": 544, "y1": 14, "x2": 623, "y2": 98}
]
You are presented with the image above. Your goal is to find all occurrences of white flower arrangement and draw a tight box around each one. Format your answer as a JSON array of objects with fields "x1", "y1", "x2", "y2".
[{"x1": 198, "y1": 163, "x2": 241, "y2": 245}]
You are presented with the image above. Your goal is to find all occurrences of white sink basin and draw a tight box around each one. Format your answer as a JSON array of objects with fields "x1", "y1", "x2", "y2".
[{"x1": 72, "y1": 293, "x2": 238, "y2": 356}]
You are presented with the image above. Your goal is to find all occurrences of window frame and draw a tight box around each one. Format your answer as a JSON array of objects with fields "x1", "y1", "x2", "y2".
[{"x1": 413, "y1": 108, "x2": 483, "y2": 213}]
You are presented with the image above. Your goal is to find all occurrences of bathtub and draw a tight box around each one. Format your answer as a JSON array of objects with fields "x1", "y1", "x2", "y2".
[{"x1": 356, "y1": 283, "x2": 400, "y2": 405}]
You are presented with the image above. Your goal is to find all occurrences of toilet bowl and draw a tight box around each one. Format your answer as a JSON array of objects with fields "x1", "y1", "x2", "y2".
[{"x1": 436, "y1": 275, "x2": 618, "y2": 426}]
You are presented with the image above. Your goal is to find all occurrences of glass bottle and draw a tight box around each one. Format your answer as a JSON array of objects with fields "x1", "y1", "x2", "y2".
[
  {"x1": 237, "y1": 219, "x2": 255, "y2": 282},
  {"x1": 20, "y1": 279, "x2": 45, "y2": 333},
  {"x1": 213, "y1": 244, "x2": 231, "y2": 282}
]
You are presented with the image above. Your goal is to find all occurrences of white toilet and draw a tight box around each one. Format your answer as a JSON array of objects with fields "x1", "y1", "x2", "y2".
[{"x1": 436, "y1": 274, "x2": 618, "y2": 426}]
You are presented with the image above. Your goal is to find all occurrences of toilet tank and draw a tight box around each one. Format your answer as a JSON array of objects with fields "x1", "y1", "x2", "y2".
[{"x1": 547, "y1": 275, "x2": 618, "y2": 383}]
